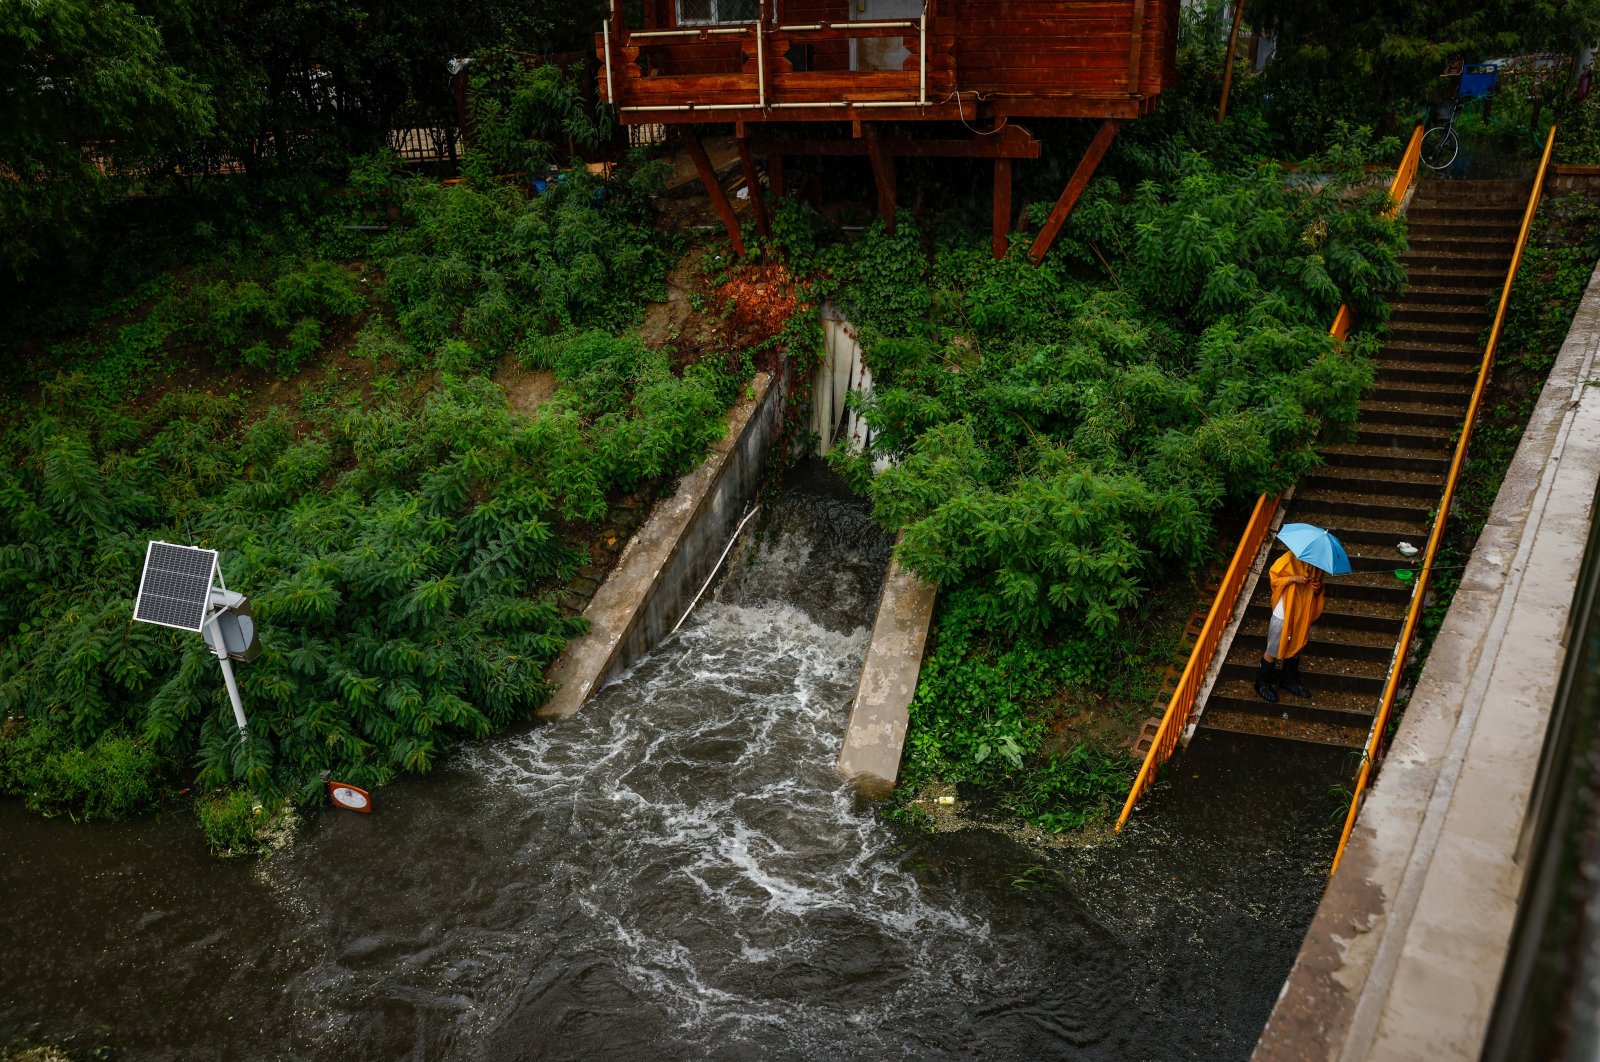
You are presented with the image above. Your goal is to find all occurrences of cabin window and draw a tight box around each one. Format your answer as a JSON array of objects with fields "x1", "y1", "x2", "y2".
[{"x1": 677, "y1": 0, "x2": 758, "y2": 24}]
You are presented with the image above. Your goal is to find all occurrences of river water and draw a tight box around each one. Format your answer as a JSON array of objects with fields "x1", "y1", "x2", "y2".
[{"x1": 1, "y1": 470, "x2": 1345, "y2": 1060}]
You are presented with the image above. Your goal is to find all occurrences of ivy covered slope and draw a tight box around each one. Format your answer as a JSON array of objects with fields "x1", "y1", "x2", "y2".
[
  {"x1": 809, "y1": 142, "x2": 1407, "y2": 830},
  {"x1": 0, "y1": 162, "x2": 751, "y2": 823}
]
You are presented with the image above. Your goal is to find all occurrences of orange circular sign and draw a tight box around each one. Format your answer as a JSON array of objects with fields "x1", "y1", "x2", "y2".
[{"x1": 327, "y1": 781, "x2": 373, "y2": 813}]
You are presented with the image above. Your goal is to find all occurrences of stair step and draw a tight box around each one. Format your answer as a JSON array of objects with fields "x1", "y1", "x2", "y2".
[
  {"x1": 1247, "y1": 596, "x2": 1407, "y2": 631},
  {"x1": 1406, "y1": 216, "x2": 1525, "y2": 239},
  {"x1": 1402, "y1": 250, "x2": 1513, "y2": 273},
  {"x1": 1409, "y1": 233, "x2": 1521, "y2": 255},
  {"x1": 1321, "y1": 443, "x2": 1450, "y2": 475},
  {"x1": 1205, "y1": 679, "x2": 1380, "y2": 730},
  {"x1": 1304, "y1": 467, "x2": 1446, "y2": 498},
  {"x1": 1370, "y1": 380, "x2": 1472, "y2": 404},
  {"x1": 1354, "y1": 423, "x2": 1455, "y2": 450},
  {"x1": 1388, "y1": 317, "x2": 1486, "y2": 339},
  {"x1": 1375, "y1": 360, "x2": 1479, "y2": 386},
  {"x1": 1379, "y1": 342, "x2": 1484, "y2": 366},
  {"x1": 1406, "y1": 282, "x2": 1502, "y2": 300},
  {"x1": 1296, "y1": 495, "x2": 1434, "y2": 527},
  {"x1": 1308, "y1": 516, "x2": 1434, "y2": 549},
  {"x1": 1390, "y1": 304, "x2": 1493, "y2": 327},
  {"x1": 1198, "y1": 707, "x2": 1370, "y2": 748},
  {"x1": 1401, "y1": 262, "x2": 1508, "y2": 283},
  {"x1": 1220, "y1": 653, "x2": 1386, "y2": 694},
  {"x1": 1358, "y1": 398, "x2": 1467, "y2": 429},
  {"x1": 1234, "y1": 617, "x2": 1399, "y2": 663}
]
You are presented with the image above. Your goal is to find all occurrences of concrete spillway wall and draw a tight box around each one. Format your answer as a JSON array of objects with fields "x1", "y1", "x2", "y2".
[
  {"x1": 539, "y1": 370, "x2": 786, "y2": 720},
  {"x1": 836, "y1": 549, "x2": 938, "y2": 797}
]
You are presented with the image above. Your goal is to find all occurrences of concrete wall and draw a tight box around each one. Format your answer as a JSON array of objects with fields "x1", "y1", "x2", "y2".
[
  {"x1": 1547, "y1": 170, "x2": 1600, "y2": 198},
  {"x1": 538, "y1": 370, "x2": 786, "y2": 720},
  {"x1": 1253, "y1": 263, "x2": 1600, "y2": 1061},
  {"x1": 836, "y1": 549, "x2": 938, "y2": 797}
]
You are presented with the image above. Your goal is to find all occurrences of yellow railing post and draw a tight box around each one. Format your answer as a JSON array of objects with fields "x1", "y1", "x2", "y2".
[
  {"x1": 1114, "y1": 126, "x2": 1424, "y2": 833},
  {"x1": 1329, "y1": 126, "x2": 1558, "y2": 876}
]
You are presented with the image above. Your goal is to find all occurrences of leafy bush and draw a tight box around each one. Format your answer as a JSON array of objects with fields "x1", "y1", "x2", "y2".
[
  {"x1": 767, "y1": 135, "x2": 1403, "y2": 828},
  {"x1": 895, "y1": 589, "x2": 1140, "y2": 831},
  {"x1": 382, "y1": 162, "x2": 670, "y2": 359},
  {"x1": 196, "y1": 789, "x2": 264, "y2": 854},
  {"x1": 178, "y1": 258, "x2": 366, "y2": 374},
  {"x1": 467, "y1": 60, "x2": 616, "y2": 179},
  {"x1": 0, "y1": 721, "x2": 162, "y2": 820},
  {"x1": 822, "y1": 149, "x2": 1397, "y2": 640}
]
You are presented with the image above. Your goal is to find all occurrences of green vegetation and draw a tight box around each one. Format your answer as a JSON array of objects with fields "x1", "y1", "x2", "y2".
[
  {"x1": 1236, "y1": 0, "x2": 1599, "y2": 153},
  {"x1": 0, "y1": 142, "x2": 761, "y2": 827},
  {"x1": 0, "y1": 719, "x2": 161, "y2": 821},
  {"x1": 761, "y1": 118, "x2": 1406, "y2": 828},
  {"x1": 0, "y1": 0, "x2": 603, "y2": 277}
]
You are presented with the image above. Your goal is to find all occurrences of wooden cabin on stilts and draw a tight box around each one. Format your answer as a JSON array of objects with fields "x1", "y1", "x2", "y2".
[{"x1": 595, "y1": 0, "x2": 1180, "y2": 260}]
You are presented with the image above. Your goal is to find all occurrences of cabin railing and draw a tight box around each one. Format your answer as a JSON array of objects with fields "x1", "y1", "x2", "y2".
[
  {"x1": 1328, "y1": 125, "x2": 1558, "y2": 877},
  {"x1": 1114, "y1": 125, "x2": 1425, "y2": 833},
  {"x1": 599, "y1": 1, "x2": 938, "y2": 114}
]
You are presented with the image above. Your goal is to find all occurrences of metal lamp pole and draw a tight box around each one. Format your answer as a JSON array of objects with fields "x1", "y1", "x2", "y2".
[{"x1": 203, "y1": 617, "x2": 250, "y2": 734}]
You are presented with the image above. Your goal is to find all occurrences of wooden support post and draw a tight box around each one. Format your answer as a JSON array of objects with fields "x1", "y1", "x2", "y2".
[
  {"x1": 735, "y1": 136, "x2": 770, "y2": 239},
  {"x1": 769, "y1": 153, "x2": 786, "y2": 200},
  {"x1": 1027, "y1": 119, "x2": 1120, "y2": 265},
  {"x1": 686, "y1": 133, "x2": 746, "y2": 257},
  {"x1": 993, "y1": 157, "x2": 1012, "y2": 259},
  {"x1": 1127, "y1": 0, "x2": 1147, "y2": 92},
  {"x1": 1217, "y1": 0, "x2": 1247, "y2": 123},
  {"x1": 863, "y1": 125, "x2": 897, "y2": 234}
]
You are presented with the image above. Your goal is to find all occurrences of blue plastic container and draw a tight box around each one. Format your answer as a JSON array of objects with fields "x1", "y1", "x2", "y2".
[{"x1": 1459, "y1": 63, "x2": 1499, "y2": 99}]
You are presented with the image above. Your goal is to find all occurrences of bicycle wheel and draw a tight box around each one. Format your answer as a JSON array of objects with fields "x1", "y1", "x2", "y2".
[{"x1": 1420, "y1": 126, "x2": 1459, "y2": 171}]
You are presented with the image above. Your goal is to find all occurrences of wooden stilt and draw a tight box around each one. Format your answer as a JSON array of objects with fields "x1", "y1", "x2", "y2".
[
  {"x1": 686, "y1": 133, "x2": 745, "y2": 257},
  {"x1": 993, "y1": 157, "x2": 1013, "y2": 259},
  {"x1": 862, "y1": 126, "x2": 897, "y2": 234},
  {"x1": 735, "y1": 136, "x2": 770, "y2": 239},
  {"x1": 769, "y1": 153, "x2": 787, "y2": 200},
  {"x1": 1217, "y1": 0, "x2": 1248, "y2": 123},
  {"x1": 1027, "y1": 119, "x2": 1120, "y2": 265}
]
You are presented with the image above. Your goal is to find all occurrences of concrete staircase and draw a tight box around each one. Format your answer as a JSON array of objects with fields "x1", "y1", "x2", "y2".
[{"x1": 1199, "y1": 178, "x2": 1529, "y2": 747}]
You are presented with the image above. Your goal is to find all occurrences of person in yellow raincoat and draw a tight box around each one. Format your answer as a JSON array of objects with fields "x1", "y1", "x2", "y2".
[{"x1": 1256, "y1": 551, "x2": 1325, "y2": 702}]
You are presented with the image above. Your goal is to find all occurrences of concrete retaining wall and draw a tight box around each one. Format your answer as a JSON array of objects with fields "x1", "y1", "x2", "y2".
[
  {"x1": 538, "y1": 371, "x2": 785, "y2": 719},
  {"x1": 1253, "y1": 263, "x2": 1600, "y2": 1061},
  {"x1": 836, "y1": 549, "x2": 938, "y2": 797}
]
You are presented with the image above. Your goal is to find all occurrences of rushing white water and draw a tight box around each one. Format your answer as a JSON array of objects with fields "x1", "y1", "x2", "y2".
[{"x1": 452, "y1": 496, "x2": 1020, "y2": 1056}]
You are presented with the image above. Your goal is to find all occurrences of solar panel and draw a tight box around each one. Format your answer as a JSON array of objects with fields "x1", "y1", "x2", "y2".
[{"x1": 134, "y1": 541, "x2": 219, "y2": 632}]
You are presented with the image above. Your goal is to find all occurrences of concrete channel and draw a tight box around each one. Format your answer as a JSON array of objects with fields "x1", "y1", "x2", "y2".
[{"x1": 539, "y1": 370, "x2": 786, "y2": 720}]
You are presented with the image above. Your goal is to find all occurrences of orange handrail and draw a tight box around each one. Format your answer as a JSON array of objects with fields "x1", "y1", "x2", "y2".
[
  {"x1": 1385, "y1": 125, "x2": 1424, "y2": 221},
  {"x1": 1114, "y1": 125, "x2": 1424, "y2": 833},
  {"x1": 1116, "y1": 491, "x2": 1279, "y2": 829},
  {"x1": 1329, "y1": 126, "x2": 1559, "y2": 877}
]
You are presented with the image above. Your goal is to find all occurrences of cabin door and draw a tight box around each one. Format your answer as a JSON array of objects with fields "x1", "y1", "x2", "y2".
[{"x1": 849, "y1": 0, "x2": 919, "y2": 71}]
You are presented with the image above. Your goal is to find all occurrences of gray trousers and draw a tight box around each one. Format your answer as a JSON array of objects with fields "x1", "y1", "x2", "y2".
[{"x1": 1267, "y1": 612, "x2": 1286, "y2": 659}]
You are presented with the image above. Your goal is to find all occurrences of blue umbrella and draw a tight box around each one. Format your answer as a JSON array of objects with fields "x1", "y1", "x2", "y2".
[{"x1": 1276, "y1": 523, "x2": 1352, "y2": 575}]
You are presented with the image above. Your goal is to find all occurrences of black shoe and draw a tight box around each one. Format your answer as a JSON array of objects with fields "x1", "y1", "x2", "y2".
[
  {"x1": 1255, "y1": 659, "x2": 1279, "y2": 703},
  {"x1": 1281, "y1": 656, "x2": 1310, "y2": 698}
]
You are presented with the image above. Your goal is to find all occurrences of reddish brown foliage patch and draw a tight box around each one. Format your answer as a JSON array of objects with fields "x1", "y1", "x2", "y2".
[{"x1": 720, "y1": 262, "x2": 808, "y2": 348}]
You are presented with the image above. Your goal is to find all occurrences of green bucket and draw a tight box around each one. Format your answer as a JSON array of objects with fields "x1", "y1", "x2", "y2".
[{"x1": 1394, "y1": 569, "x2": 1414, "y2": 582}]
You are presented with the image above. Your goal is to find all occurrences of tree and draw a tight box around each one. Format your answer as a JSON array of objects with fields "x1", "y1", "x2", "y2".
[
  {"x1": 0, "y1": 0, "x2": 215, "y2": 276},
  {"x1": 1244, "y1": 0, "x2": 1515, "y2": 149}
]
